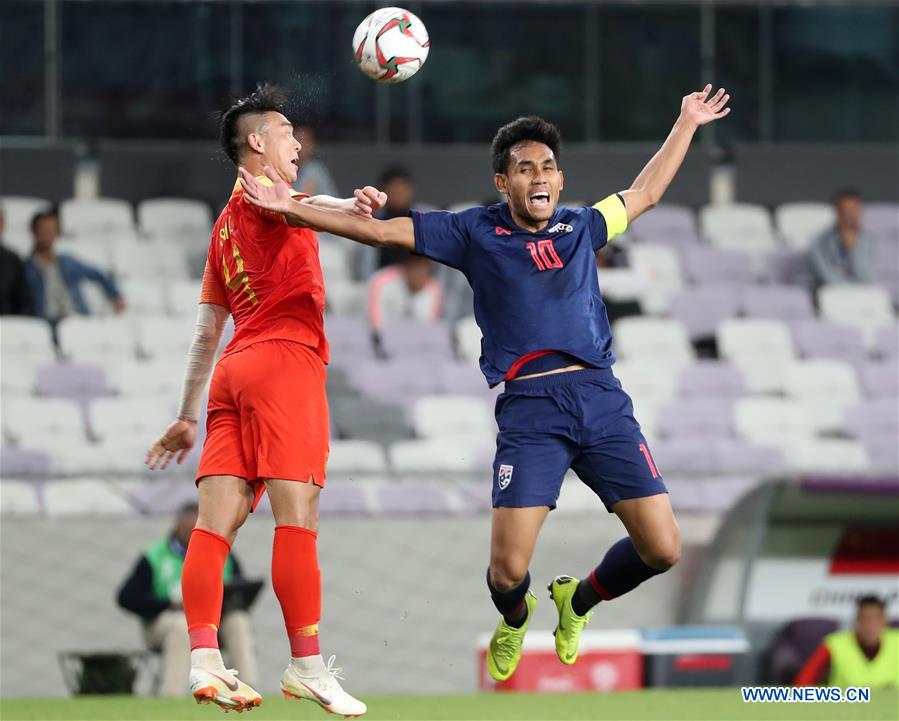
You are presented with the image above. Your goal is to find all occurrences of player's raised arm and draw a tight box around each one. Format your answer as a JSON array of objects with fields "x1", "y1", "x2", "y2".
[
  {"x1": 239, "y1": 166, "x2": 415, "y2": 251},
  {"x1": 300, "y1": 189, "x2": 388, "y2": 219},
  {"x1": 618, "y1": 84, "x2": 731, "y2": 225}
]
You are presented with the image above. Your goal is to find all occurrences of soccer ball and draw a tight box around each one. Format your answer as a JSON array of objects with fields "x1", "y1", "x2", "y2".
[{"x1": 352, "y1": 7, "x2": 430, "y2": 83}]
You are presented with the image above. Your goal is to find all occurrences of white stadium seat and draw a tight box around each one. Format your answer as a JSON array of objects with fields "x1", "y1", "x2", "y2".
[
  {"x1": 2, "y1": 397, "x2": 86, "y2": 445},
  {"x1": 89, "y1": 396, "x2": 173, "y2": 444},
  {"x1": 112, "y1": 240, "x2": 190, "y2": 280},
  {"x1": 784, "y1": 439, "x2": 870, "y2": 474},
  {"x1": 137, "y1": 198, "x2": 212, "y2": 239},
  {"x1": 0, "y1": 317, "x2": 56, "y2": 363},
  {"x1": 325, "y1": 280, "x2": 365, "y2": 316},
  {"x1": 454, "y1": 315, "x2": 482, "y2": 363},
  {"x1": 733, "y1": 398, "x2": 815, "y2": 447},
  {"x1": 0, "y1": 480, "x2": 41, "y2": 515},
  {"x1": 327, "y1": 440, "x2": 388, "y2": 476},
  {"x1": 700, "y1": 203, "x2": 777, "y2": 259},
  {"x1": 613, "y1": 361, "x2": 680, "y2": 405},
  {"x1": 108, "y1": 358, "x2": 185, "y2": 397},
  {"x1": 55, "y1": 236, "x2": 115, "y2": 272},
  {"x1": 613, "y1": 317, "x2": 695, "y2": 368},
  {"x1": 628, "y1": 244, "x2": 684, "y2": 315},
  {"x1": 389, "y1": 439, "x2": 485, "y2": 476},
  {"x1": 717, "y1": 318, "x2": 795, "y2": 393},
  {"x1": 167, "y1": 279, "x2": 202, "y2": 316},
  {"x1": 57, "y1": 316, "x2": 137, "y2": 364},
  {"x1": 54, "y1": 440, "x2": 157, "y2": 477},
  {"x1": 774, "y1": 202, "x2": 835, "y2": 250},
  {"x1": 0, "y1": 355, "x2": 36, "y2": 398},
  {"x1": 318, "y1": 240, "x2": 353, "y2": 285},
  {"x1": 0, "y1": 195, "x2": 51, "y2": 256},
  {"x1": 120, "y1": 278, "x2": 169, "y2": 316},
  {"x1": 135, "y1": 314, "x2": 196, "y2": 358},
  {"x1": 785, "y1": 360, "x2": 861, "y2": 434},
  {"x1": 60, "y1": 198, "x2": 137, "y2": 240},
  {"x1": 43, "y1": 479, "x2": 136, "y2": 515},
  {"x1": 413, "y1": 395, "x2": 495, "y2": 442},
  {"x1": 818, "y1": 284, "x2": 895, "y2": 348}
]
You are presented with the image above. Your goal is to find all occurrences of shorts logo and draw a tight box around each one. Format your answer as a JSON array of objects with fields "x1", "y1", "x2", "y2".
[
  {"x1": 498, "y1": 464, "x2": 514, "y2": 490},
  {"x1": 547, "y1": 222, "x2": 573, "y2": 234}
]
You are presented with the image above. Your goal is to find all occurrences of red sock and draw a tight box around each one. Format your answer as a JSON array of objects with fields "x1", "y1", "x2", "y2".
[
  {"x1": 182, "y1": 527, "x2": 230, "y2": 651},
  {"x1": 273, "y1": 525, "x2": 321, "y2": 658}
]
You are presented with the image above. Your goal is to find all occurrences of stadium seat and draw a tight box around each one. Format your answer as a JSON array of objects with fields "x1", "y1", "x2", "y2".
[
  {"x1": 858, "y1": 360, "x2": 899, "y2": 398},
  {"x1": 353, "y1": 358, "x2": 440, "y2": 406},
  {"x1": 137, "y1": 198, "x2": 212, "y2": 240},
  {"x1": 764, "y1": 248, "x2": 808, "y2": 285},
  {"x1": 613, "y1": 361, "x2": 680, "y2": 405},
  {"x1": 112, "y1": 240, "x2": 190, "y2": 280},
  {"x1": 379, "y1": 319, "x2": 454, "y2": 359},
  {"x1": 774, "y1": 202, "x2": 834, "y2": 249},
  {"x1": 650, "y1": 438, "x2": 785, "y2": 475},
  {"x1": 791, "y1": 320, "x2": 867, "y2": 365},
  {"x1": 0, "y1": 317, "x2": 56, "y2": 363},
  {"x1": 2, "y1": 397, "x2": 86, "y2": 445},
  {"x1": 767, "y1": 618, "x2": 840, "y2": 685},
  {"x1": 120, "y1": 278, "x2": 168, "y2": 316},
  {"x1": 817, "y1": 284, "x2": 895, "y2": 347},
  {"x1": 0, "y1": 446, "x2": 52, "y2": 477},
  {"x1": 784, "y1": 439, "x2": 869, "y2": 474},
  {"x1": 331, "y1": 397, "x2": 413, "y2": 443},
  {"x1": 57, "y1": 316, "x2": 137, "y2": 364},
  {"x1": 717, "y1": 318, "x2": 795, "y2": 393},
  {"x1": 324, "y1": 316, "x2": 376, "y2": 366},
  {"x1": 740, "y1": 285, "x2": 814, "y2": 322},
  {"x1": 437, "y1": 361, "x2": 487, "y2": 395},
  {"x1": 167, "y1": 279, "x2": 203, "y2": 316},
  {"x1": 325, "y1": 280, "x2": 365, "y2": 316},
  {"x1": 874, "y1": 323, "x2": 897, "y2": 359},
  {"x1": 413, "y1": 395, "x2": 495, "y2": 442},
  {"x1": 389, "y1": 439, "x2": 485, "y2": 476},
  {"x1": 677, "y1": 361, "x2": 746, "y2": 399},
  {"x1": 612, "y1": 317, "x2": 695, "y2": 368},
  {"x1": 699, "y1": 203, "x2": 777, "y2": 263},
  {"x1": 860, "y1": 438, "x2": 899, "y2": 473},
  {"x1": 733, "y1": 398, "x2": 815, "y2": 447},
  {"x1": 318, "y1": 240, "x2": 353, "y2": 286},
  {"x1": 668, "y1": 285, "x2": 741, "y2": 342},
  {"x1": 628, "y1": 244, "x2": 683, "y2": 314},
  {"x1": 108, "y1": 358, "x2": 184, "y2": 397},
  {"x1": 784, "y1": 360, "x2": 861, "y2": 433},
  {"x1": 0, "y1": 195, "x2": 51, "y2": 256},
  {"x1": 326, "y1": 440, "x2": 388, "y2": 476},
  {"x1": 656, "y1": 398, "x2": 734, "y2": 440},
  {"x1": 35, "y1": 362, "x2": 110, "y2": 401},
  {"x1": 682, "y1": 246, "x2": 756, "y2": 285},
  {"x1": 0, "y1": 355, "x2": 36, "y2": 398},
  {"x1": 629, "y1": 203, "x2": 699, "y2": 245},
  {"x1": 60, "y1": 198, "x2": 137, "y2": 240},
  {"x1": 844, "y1": 399, "x2": 899, "y2": 445},
  {"x1": 135, "y1": 314, "x2": 196, "y2": 359},
  {"x1": 863, "y1": 202, "x2": 899, "y2": 241},
  {"x1": 454, "y1": 315, "x2": 482, "y2": 363},
  {"x1": 56, "y1": 236, "x2": 116, "y2": 272},
  {"x1": 0, "y1": 479, "x2": 41, "y2": 515},
  {"x1": 43, "y1": 479, "x2": 137, "y2": 515},
  {"x1": 447, "y1": 201, "x2": 479, "y2": 213},
  {"x1": 89, "y1": 396, "x2": 173, "y2": 443}
]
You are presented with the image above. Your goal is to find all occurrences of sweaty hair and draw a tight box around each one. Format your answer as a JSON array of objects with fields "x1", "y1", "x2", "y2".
[
  {"x1": 491, "y1": 116, "x2": 562, "y2": 174},
  {"x1": 220, "y1": 82, "x2": 289, "y2": 165},
  {"x1": 857, "y1": 595, "x2": 886, "y2": 612},
  {"x1": 30, "y1": 208, "x2": 58, "y2": 234}
]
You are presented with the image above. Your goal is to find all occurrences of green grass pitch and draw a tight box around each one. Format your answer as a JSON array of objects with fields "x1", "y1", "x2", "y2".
[{"x1": 2, "y1": 690, "x2": 897, "y2": 721}]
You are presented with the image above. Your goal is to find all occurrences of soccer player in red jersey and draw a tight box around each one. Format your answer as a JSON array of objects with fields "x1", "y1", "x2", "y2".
[{"x1": 145, "y1": 84, "x2": 384, "y2": 716}]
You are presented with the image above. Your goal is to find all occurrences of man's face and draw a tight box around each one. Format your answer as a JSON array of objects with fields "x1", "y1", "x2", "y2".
[
  {"x1": 33, "y1": 216, "x2": 59, "y2": 252},
  {"x1": 836, "y1": 196, "x2": 862, "y2": 233},
  {"x1": 385, "y1": 177, "x2": 414, "y2": 212},
  {"x1": 173, "y1": 509, "x2": 198, "y2": 547},
  {"x1": 403, "y1": 255, "x2": 432, "y2": 292},
  {"x1": 495, "y1": 141, "x2": 563, "y2": 227},
  {"x1": 855, "y1": 603, "x2": 886, "y2": 648},
  {"x1": 252, "y1": 111, "x2": 301, "y2": 184}
]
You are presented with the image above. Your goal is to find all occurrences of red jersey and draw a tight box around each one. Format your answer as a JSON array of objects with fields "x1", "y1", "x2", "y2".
[{"x1": 200, "y1": 177, "x2": 329, "y2": 364}]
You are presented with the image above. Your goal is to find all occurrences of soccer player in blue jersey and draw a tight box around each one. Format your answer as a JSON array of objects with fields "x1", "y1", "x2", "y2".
[{"x1": 239, "y1": 84, "x2": 731, "y2": 680}]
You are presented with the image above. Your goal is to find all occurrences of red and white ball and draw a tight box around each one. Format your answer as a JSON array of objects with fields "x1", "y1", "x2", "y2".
[{"x1": 352, "y1": 7, "x2": 430, "y2": 83}]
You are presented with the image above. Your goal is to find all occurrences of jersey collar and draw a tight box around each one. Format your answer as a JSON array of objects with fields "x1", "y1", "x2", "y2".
[
  {"x1": 496, "y1": 202, "x2": 561, "y2": 236},
  {"x1": 232, "y1": 174, "x2": 307, "y2": 199}
]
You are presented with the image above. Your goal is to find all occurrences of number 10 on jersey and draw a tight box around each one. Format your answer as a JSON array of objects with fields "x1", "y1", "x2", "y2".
[{"x1": 526, "y1": 240, "x2": 564, "y2": 271}]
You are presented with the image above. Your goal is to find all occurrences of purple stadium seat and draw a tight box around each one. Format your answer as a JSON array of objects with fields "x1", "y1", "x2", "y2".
[
  {"x1": 863, "y1": 203, "x2": 899, "y2": 240},
  {"x1": 792, "y1": 320, "x2": 867, "y2": 364},
  {"x1": 318, "y1": 484, "x2": 372, "y2": 515},
  {"x1": 741, "y1": 285, "x2": 814, "y2": 322},
  {"x1": 713, "y1": 439, "x2": 786, "y2": 474},
  {"x1": 629, "y1": 203, "x2": 698, "y2": 243},
  {"x1": 35, "y1": 362, "x2": 111, "y2": 400},
  {"x1": 0, "y1": 446, "x2": 52, "y2": 477},
  {"x1": 844, "y1": 399, "x2": 899, "y2": 442},
  {"x1": 861, "y1": 438, "x2": 899, "y2": 472},
  {"x1": 378, "y1": 483, "x2": 454, "y2": 514},
  {"x1": 678, "y1": 361, "x2": 746, "y2": 399},
  {"x1": 437, "y1": 361, "x2": 488, "y2": 396},
  {"x1": 378, "y1": 319, "x2": 453, "y2": 359},
  {"x1": 859, "y1": 360, "x2": 899, "y2": 398},
  {"x1": 669, "y1": 285, "x2": 741, "y2": 341},
  {"x1": 875, "y1": 324, "x2": 897, "y2": 359},
  {"x1": 649, "y1": 439, "x2": 783, "y2": 475},
  {"x1": 682, "y1": 246, "x2": 756, "y2": 285},
  {"x1": 324, "y1": 316, "x2": 375, "y2": 367},
  {"x1": 657, "y1": 398, "x2": 734, "y2": 439},
  {"x1": 767, "y1": 618, "x2": 839, "y2": 684},
  {"x1": 764, "y1": 248, "x2": 808, "y2": 285},
  {"x1": 351, "y1": 358, "x2": 439, "y2": 405}
]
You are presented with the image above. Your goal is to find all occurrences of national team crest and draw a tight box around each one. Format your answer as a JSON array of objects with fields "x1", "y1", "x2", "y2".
[{"x1": 498, "y1": 464, "x2": 514, "y2": 490}]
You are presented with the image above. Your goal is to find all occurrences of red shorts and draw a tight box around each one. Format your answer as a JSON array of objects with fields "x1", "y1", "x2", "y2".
[{"x1": 197, "y1": 339, "x2": 329, "y2": 510}]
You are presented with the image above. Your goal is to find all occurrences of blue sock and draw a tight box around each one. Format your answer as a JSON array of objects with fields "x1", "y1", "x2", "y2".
[
  {"x1": 571, "y1": 538, "x2": 663, "y2": 616},
  {"x1": 486, "y1": 569, "x2": 530, "y2": 628}
]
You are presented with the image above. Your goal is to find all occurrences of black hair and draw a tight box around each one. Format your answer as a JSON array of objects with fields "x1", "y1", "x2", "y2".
[
  {"x1": 379, "y1": 166, "x2": 413, "y2": 186},
  {"x1": 177, "y1": 501, "x2": 199, "y2": 516},
  {"x1": 857, "y1": 595, "x2": 886, "y2": 612},
  {"x1": 833, "y1": 188, "x2": 861, "y2": 204},
  {"x1": 220, "y1": 82, "x2": 289, "y2": 166},
  {"x1": 30, "y1": 207, "x2": 58, "y2": 234},
  {"x1": 491, "y1": 116, "x2": 562, "y2": 174}
]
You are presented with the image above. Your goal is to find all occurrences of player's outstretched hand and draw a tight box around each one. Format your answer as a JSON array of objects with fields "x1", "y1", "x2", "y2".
[
  {"x1": 146, "y1": 418, "x2": 197, "y2": 470},
  {"x1": 352, "y1": 186, "x2": 388, "y2": 218},
  {"x1": 238, "y1": 165, "x2": 295, "y2": 215},
  {"x1": 681, "y1": 84, "x2": 731, "y2": 126}
]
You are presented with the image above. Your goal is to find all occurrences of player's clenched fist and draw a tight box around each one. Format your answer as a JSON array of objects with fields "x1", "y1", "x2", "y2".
[
  {"x1": 146, "y1": 418, "x2": 197, "y2": 470},
  {"x1": 352, "y1": 185, "x2": 387, "y2": 218}
]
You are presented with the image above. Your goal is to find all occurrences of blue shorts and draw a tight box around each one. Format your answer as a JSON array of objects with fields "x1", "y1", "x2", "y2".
[{"x1": 492, "y1": 368, "x2": 667, "y2": 512}]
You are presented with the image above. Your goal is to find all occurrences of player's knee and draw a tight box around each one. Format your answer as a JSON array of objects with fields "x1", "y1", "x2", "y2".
[
  {"x1": 489, "y1": 559, "x2": 529, "y2": 591},
  {"x1": 641, "y1": 533, "x2": 681, "y2": 571}
]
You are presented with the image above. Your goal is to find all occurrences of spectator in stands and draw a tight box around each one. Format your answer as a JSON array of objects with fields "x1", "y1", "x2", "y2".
[
  {"x1": 0, "y1": 204, "x2": 34, "y2": 315},
  {"x1": 117, "y1": 503, "x2": 259, "y2": 696},
  {"x1": 23, "y1": 209, "x2": 126, "y2": 328},
  {"x1": 292, "y1": 125, "x2": 339, "y2": 198},
  {"x1": 807, "y1": 189, "x2": 873, "y2": 290},
  {"x1": 794, "y1": 595, "x2": 898, "y2": 687},
  {"x1": 596, "y1": 244, "x2": 642, "y2": 324},
  {"x1": 374, "y1": 166, "x2": 417, "y2": 269}
]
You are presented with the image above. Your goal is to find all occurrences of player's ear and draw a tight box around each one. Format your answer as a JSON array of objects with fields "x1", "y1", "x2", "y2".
[
  {"x1": 558, "y1": 169, "x2": 564, "y2": 192},
  {"x1": 247, "y1": 132, "x2": 264, "y2": 155},
  {"x1": 494, "y1": 173, "x2": 508, "y2": 194}
]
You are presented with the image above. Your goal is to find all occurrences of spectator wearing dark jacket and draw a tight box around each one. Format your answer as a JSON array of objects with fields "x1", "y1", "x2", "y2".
[{"x1": 0, "y1": 205, "x2": 33, "y2": 315}]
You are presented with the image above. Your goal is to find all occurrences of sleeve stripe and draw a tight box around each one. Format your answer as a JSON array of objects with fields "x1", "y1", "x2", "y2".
[{"x1": 593, "y1": 194, "x2": 628, "y2": 241}]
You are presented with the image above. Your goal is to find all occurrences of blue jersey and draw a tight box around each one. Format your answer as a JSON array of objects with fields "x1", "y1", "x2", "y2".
[{"x1": 412, "y1": 196, "x2": 629, "y2": 386}]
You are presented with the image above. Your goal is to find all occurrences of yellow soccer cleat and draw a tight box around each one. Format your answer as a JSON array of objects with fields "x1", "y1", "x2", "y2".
[
  {"x1": 548, "y1": 574, "x2": 593, "y2": 665},
  {"x1": 485, "y1": 590, "x2": 537, "y2": 682}
]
